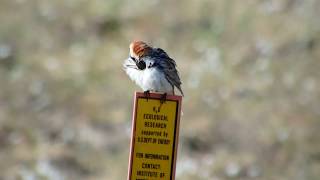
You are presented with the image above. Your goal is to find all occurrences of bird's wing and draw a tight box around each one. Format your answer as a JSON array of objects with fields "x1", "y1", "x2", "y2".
[{"x1": 153, "y1": 48, "x2": 184, "y2": 96}]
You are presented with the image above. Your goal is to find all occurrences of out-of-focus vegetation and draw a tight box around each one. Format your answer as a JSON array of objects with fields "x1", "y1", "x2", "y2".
[{"x1": 0, "y1": 0, "x2": 319, "y2": 179}]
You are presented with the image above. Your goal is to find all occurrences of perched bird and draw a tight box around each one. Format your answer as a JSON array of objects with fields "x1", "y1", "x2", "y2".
[{"x1": 123, "y1": 41, "x2": 184, "y2": 100}]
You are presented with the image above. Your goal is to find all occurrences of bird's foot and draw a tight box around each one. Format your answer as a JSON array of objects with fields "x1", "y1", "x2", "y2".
[
  {"x1": 160, "y1": 93, "x2": 167, "y2": 104},
  {"x1": 144, "y1": 90, "x2": 150, "y2": 101}
]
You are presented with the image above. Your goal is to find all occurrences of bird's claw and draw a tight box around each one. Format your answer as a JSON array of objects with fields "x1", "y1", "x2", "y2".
[
  {"x1": 144, "y1": 90, "x2": 150, "y2": 101},
  {"x1": 160, "y1": 93, "x2": 167, "y2": 104}
]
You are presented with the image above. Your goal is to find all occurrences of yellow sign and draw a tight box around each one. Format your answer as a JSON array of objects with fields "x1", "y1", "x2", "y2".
[{"x1": 128, "y1": 92, "x2": 182, "y2": 180}]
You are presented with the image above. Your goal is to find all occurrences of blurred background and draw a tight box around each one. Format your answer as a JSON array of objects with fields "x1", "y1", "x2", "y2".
[{"x1": 0, "y1": 0, "x2": 319, "y2": 179}]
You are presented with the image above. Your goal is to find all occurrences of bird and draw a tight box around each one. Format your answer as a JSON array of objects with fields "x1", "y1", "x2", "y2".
[{"x1": 123, "y1": 41, "x2": 183, "y2": 101}]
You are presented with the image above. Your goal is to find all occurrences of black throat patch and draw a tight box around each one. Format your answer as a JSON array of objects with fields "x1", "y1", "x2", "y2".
[{"x1": 136, "y1": 60, "x2": 146, "y2": 70}]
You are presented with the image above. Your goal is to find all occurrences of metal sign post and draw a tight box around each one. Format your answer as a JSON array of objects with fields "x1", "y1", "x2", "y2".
[{"x1": 128, "y1": 92, "x2": 182, "y2": 180}]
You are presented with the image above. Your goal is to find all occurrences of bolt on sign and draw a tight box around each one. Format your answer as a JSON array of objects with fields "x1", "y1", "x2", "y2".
[{"x1": 128, "y1": 92, "x2": 182, "y2": 180}]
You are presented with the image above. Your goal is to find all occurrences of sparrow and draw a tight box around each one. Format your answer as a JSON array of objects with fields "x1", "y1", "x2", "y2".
[{"x1": 123, "y1": 41, "x2": 184, "y2": 101}]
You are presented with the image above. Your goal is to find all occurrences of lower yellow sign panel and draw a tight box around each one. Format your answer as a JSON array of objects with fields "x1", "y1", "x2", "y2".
[{"x1": 128, "y1": 92, "x2": 182, "y2": 180}]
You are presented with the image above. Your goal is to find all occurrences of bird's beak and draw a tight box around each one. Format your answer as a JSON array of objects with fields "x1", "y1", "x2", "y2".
[{"x1": 130, "y1": 55, "x2": 138, "y2": 63}]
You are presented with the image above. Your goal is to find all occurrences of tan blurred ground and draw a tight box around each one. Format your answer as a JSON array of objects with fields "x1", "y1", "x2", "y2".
[{"x1": 0, "y1": 0, "x2": 319, "y2": 179}]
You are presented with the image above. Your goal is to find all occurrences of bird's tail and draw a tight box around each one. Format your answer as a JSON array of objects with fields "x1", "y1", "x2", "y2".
[{"x1": 176, "y1": 86, "x2": 184, "y2": 97}]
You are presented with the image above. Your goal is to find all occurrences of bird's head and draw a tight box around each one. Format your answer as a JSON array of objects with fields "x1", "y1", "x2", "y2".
[
  {"x1": 129, "y1": 41, "x2": 152, "y2": 62},
  {"x1": 128, "y1": 41, "x2": 152, "y2": 70}
]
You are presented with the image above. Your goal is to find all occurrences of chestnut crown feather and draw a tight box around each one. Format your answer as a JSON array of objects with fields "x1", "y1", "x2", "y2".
[{"x1": 129, "y1": 41, "x2": 152, "y2": 60}]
